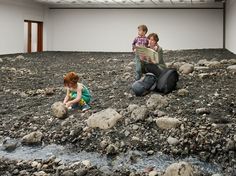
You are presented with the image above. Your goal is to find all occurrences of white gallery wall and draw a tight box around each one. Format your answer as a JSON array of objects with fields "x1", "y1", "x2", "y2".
[
  {"x1": 0, "y1": 0, "x2": 47, "y2": 55},
  {"x1": 226, "y1": 0, "x2": 236, "y2": 54},
  {"x1": 47, "y1": 8, "x2": 223, "y2": 52}
]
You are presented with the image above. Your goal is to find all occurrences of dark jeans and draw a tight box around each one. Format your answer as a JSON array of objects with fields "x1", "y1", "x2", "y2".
[{"x1": 143, "y1": 63, "x2": 162, "y2": 77}]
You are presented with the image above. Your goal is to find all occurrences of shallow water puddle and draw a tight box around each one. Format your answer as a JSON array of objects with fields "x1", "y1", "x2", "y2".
[{"x1": 0, "y1": 143, "x2": 222, "y2": 174}]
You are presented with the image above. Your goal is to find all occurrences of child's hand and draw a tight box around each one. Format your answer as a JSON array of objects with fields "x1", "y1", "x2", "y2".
[{"x1": 65, "y1": 102, "x2": 72, "y2": 108}]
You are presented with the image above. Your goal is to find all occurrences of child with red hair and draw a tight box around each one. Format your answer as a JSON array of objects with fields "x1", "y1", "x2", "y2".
[{"x1": 63, "y1": 72, "x2": 91, "y2": 112}]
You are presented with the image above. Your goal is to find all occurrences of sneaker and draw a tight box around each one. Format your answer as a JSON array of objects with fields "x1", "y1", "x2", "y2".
[{"x1": 81, "y1": 104, "x2": 90, "y2": 112}]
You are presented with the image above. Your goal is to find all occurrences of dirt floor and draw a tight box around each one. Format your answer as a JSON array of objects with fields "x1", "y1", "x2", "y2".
[{"x1": 0, "y1": 49, "x2": 236, "y2": 175}]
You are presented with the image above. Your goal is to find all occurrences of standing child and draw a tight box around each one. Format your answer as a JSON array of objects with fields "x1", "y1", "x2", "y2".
[
  {"x1": 132, "y1": 24, "x2": 149, "y2": 80},
  {"x1": 63, "y1": 72, "x2": 91, "y2": 112}
]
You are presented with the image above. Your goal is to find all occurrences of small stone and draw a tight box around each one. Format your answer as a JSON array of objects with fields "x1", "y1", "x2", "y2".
[
  {"x1": 198, "y1": 73, "x2": 210, "y2": 79},
  {"x1": 196, "y1": 108, "x2": 210, "y2": 115},
  {"x1": 81, "y1": 160, "x2": 91, "y2": 168},
  {"x1": 167, "y1": 136, "x2": 179, "y2": 145},
  {"x1": 132, "y1": 124, "x2": 139, "y2": 130},
  {"x1": 2, "y1": 138, "x2": 18, "y2": 152},
  {"x1": 45, "y1": 88, "x2": 55, "y2": 96},
  {"x1": 62, "y1": 170, "x2": 74, "y2": 176},
  {"x1": 226, "y1": 140, "x2": 235, "y2": 151},
  {"x1": 194, "y1": 66, "x2": 209, "y2": 71},
  {"x1": 0, "y1": 58, "x2": 3, "y2": 62},
  {"x1": 106, "y1": 144, "x2": 118, "y2": 155},
  {"x1": 74, "y1": 169, "x2": 88, "y2": 176},
  {"x1": 147, "y1": 150, "x2": 154, "y2": 155},
  {"x1": 177, "y1": 89, "x2": 189, "y2": 97},
  {"x1": 149, "y1": 170, "x2": 159, "y2": 176},
  {"x1": 100, "y1": 140, "x2": 108, "y2": 149},
  {"x1": 31, "y1": 161, "x2": 39, "y2": 168},
  {"x1": 124, "y1": 130, "x2": 130, "y2": 137},
  {"x1": 156, "y1": 117, "x2": 181, "y2": 129},
  {"x1": 16, "y1": 55, "x2": 24, "y2": 60}
]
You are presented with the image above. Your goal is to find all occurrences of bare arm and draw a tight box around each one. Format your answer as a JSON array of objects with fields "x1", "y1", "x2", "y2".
[
  {"x1": 65, "y1": 85, "x2": 82, "y2": 108},
  {"x1": 63, "y1": 88, "x2": 70, "y2": 104}
]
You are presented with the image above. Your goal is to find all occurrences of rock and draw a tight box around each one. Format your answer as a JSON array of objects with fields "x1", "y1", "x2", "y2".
[
  {"x1": 164, "y1": 162, "x2": 195, "y2": 176},
  {"x1": 211, "y1": 174, "x2": 223, "y2": 176},
  {"x1": 196, "y1": 108, "x2": 210, "y2": 115},
  {"x1": 0, "y1": 58, "x2": 3, "y2": 62},
  {"x1": 147, "y1": 150, "x2": 154, "y2": 155},
  {"x1": 177, "y1": 89, "x2": 189, "y2": 97},
  {"x1": 127, "y1": 104, "x2": 139, "y2": 113},
  {"x1": 198, "y1": 73, "x2": 210, "y2": 79},
  {"x1": 229, "y1": 59, "x2": 236, "y2": 64},
  {"x1": 99, "y1": 165, "x2": 113, "y2": 175},
  {"x1": 22, "y1": 131, "x2": 43, "y2": 145},
  {"x1": 16, "y1": 55, "x2": 24, "y2": 60},
  {"x1": 33, "y1": 171, "x2": 49, "y2": 176},
  {"x1": 62, "y1": 170, "x2": 74, "y2": 176},
  {"x1": 194, "y1": 66, "x2": 209, "y2": 71},
  {"x1": 100, "y1": 140, "x2": 108, "y2": 149},
  {"x1": 131, "y1": 106, "x2": 148, "y2": 121},
  {"x1": 208, "y1": 61, "x2": 221, "y2": 68},
  {"x1": 179, "y1": 63, "x2": 194, "y2": 74},
  {"x1": 197, "y1": 59, "x2": 209, "y2": 66},
  {"x1": 51, "y1": 101, "x2": 68, "y2": 119},
  {"x1": 227, "y1": 65, "x2": 236, "y2": 72},
  {"x1": 167, "y1": 136, "x2": 179, "y2": 145},
  {"x1": 226, "y1": 140, "x2": 235, "y2": 151},
  {"x1": 2, "y1": 138, "x2": 18, "y2": 152},
  {"x1": 128, "y1": 61, "x2": 135, "y2": 66},
  {"x1": 87, "y1": 108, "x2": 122, "y2": 129},
  {"x1": 106, "y1": 144, "x2": 118, "y2": 155},
  {"x1": 81, "y1": 160, "x2": 91, "y2": 168},
  {"x1": 146, "y1": 94, "x2": 168, "y2": 110},
  {"x1": 45, "y1": 88, "x2": 55, "y2": 96},
  {"x1": 149, "y1": 170, "x2": 159, "y2": 176},
  {"x1": 74, "y1": 169, "x2": 88, "y2": 176},
  {"x1": 156, "y1": 117, "x2": 181, "y2": 129}
]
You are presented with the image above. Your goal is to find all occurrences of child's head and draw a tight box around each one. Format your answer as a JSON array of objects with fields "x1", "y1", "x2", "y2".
[
  {"x1": 138, "y1": 25, "x2": 148, "y2": 37},
  {"x1": 148, "y1": 33, "x2": 159, "y2": 46},
  {"x1": 64, "y1": 72, "x2": 79, "y2": 88}
]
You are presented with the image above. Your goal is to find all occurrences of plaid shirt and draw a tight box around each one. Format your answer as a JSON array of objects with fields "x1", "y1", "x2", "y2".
[{"x1": 132, "y1": 36, "x2": 148, "y2": 50}]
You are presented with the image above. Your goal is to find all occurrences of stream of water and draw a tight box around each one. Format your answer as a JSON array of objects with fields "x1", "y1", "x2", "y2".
[{"x1": 0, "y1": 142, "x2": 222, "y2": 174}]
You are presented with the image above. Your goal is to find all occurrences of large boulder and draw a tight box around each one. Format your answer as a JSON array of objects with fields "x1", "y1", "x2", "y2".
[
  {"x1": 146, "y1": 94, "x2": 168, "y2": 110},
  {"x1": 164, "y1": 162, "x2": 195, "y2": 176},
  {"x1": 87, "y1": 108, "x2": 122, "y2": 129},
  {"x1": 156, "y1": 117, "x2": 181, "y2": 129},
  {"x1": 22, "y1": 131, "x2": 43, "y2": 145},
  {"x1": 51, "y1": 101, "x2": 68, "y2": 119}
]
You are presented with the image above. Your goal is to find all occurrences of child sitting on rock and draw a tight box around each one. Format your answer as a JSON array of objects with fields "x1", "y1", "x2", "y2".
[{"x1": 63, "y1": 72, "x2": 91, "y2": 112}]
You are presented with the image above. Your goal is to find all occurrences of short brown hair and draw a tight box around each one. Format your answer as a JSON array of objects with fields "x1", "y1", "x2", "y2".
[
  {"x1": 148, "y1": 33, "x2": 159, "y2": 42},
  {"x1": 64, "y1": 72, "x2": 79, "y2": 87},
  {"x1": 138, "y1": 25, "x2": 148, "y2": 34}
]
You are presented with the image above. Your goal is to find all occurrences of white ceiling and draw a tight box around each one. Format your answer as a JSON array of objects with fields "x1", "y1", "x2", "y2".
[{"x1": 34, "y1": 0, "x2": 225, "y2": 8}]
